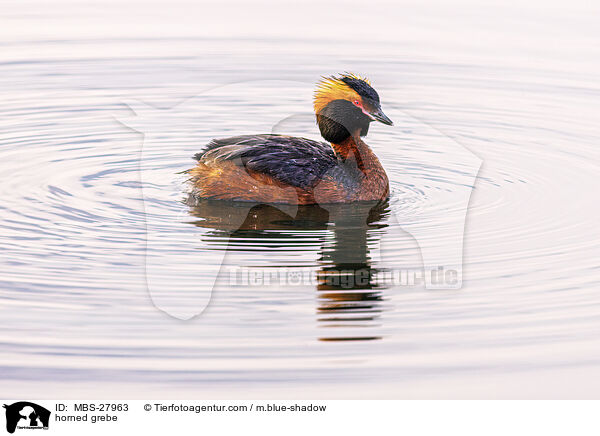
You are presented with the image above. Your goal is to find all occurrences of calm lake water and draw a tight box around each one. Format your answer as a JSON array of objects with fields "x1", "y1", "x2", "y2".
[{"x1": 1, "y1": 0, "x2": 600, "y2": 398}]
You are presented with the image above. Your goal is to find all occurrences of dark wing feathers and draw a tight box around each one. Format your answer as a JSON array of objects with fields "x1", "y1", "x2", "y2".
[{"x1": 194, "y1": 134, "x2": 338, "y2": 189}]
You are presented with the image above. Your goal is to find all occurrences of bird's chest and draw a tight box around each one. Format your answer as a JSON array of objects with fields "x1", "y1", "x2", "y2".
[{"x1": 313, "y1": 159, "x2": 389, "y2": 202}]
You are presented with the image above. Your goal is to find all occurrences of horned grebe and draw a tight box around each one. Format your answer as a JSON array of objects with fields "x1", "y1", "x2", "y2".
[{"x1": 189, "y1": 73, "x2": 393, "y2": 204}]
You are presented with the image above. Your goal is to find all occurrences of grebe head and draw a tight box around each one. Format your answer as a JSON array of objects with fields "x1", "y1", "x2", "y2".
[{"x1": 313, "y1": 73, "x2": 393, "y2": 144}]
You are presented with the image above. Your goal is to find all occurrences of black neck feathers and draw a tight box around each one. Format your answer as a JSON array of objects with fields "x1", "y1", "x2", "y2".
[{"x1": 316, "y1": 99, "x2": 371, "y2": 144}]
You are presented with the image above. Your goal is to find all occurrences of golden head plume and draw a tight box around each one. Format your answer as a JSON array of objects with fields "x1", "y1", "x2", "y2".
[{"x1": 313, "y1": 73, "x2": 371, "y2": 114}]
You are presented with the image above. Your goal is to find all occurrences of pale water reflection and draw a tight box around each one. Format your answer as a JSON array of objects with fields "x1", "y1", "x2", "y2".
[{"x1": 187, "y1": 200, "x2": 390, "y2": 342}]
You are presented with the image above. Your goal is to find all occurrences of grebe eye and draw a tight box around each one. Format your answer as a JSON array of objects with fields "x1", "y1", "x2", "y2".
[{"x1": 353, "y1": 100, "x2": 361, "y2": 107}]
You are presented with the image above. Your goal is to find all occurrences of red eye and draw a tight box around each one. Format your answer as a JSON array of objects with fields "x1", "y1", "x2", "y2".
[{"x1": 353, "y1": 100, "x2": 361, "y2": 107}]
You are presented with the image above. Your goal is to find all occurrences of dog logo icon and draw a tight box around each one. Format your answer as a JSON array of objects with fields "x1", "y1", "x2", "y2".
[{"x1": 3, "y1": 402, "x2": 50, "y2": 434}]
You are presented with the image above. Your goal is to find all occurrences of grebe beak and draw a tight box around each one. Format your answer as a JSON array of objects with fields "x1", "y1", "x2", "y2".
[{"x1": 369, "y1": 105, "x2": 394, "y2": 126}]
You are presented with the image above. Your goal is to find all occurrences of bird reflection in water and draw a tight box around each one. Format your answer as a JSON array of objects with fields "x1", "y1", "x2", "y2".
[{"x1": 185, "y1": 198, "x2": 390, "y2": 342}]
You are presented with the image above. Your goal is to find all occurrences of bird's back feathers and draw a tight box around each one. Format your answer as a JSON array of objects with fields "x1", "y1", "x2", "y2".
[{"x1": 194, "y1": 134, "x2": 340, "y2": 190}]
